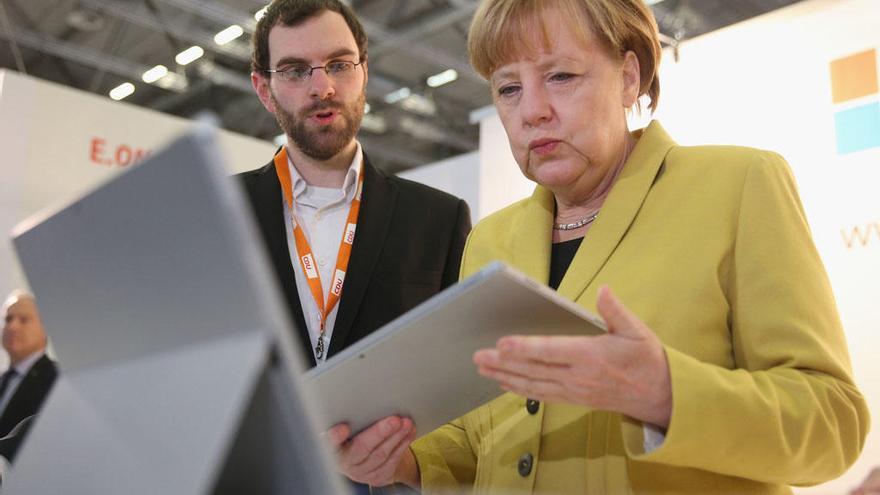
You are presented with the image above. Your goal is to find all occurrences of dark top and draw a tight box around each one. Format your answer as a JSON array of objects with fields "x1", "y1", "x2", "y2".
[{"x1": 549, "y1": 237, "x2": 584, "y2": 290}]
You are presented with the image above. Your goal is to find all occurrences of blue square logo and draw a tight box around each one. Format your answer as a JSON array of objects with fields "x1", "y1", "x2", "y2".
[{"x1": 834, "y1": 102, "x2": 880, "y2": 154}]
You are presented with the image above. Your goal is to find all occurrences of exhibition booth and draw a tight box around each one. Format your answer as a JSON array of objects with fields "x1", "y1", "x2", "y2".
[{"x1": 0, "y1": 0, "x2": 877, "y2": 492}]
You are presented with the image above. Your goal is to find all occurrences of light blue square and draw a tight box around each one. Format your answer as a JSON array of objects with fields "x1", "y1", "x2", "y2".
[{"x1": 835, "y1": 102, "x2": 880, "y2": 155}]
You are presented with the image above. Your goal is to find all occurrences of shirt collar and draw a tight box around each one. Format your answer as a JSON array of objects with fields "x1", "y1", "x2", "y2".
[
  {"x1": 287, "y1": 141, "x2": 363, "y2": 203},
  {"x1": 12, "y1": 349, "x2": 45, "y2": 376}
]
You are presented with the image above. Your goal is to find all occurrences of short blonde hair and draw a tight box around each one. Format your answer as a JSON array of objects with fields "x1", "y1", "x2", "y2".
[{"x1": 468, "y1": 0, "x2": 661, "y2": 113}]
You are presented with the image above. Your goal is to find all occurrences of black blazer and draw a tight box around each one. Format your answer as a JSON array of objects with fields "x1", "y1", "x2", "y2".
[
  {"x1": 0, "y1": 354, "x2": 57, "y2": 438},
  {"x1": 239, "y1": 152, "x2": 471, "y2": 367}
]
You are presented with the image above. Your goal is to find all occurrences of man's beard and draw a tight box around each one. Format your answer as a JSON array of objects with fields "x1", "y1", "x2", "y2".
[{"x1": 271, "y1": 90, "x2": 365, "y2": 161}]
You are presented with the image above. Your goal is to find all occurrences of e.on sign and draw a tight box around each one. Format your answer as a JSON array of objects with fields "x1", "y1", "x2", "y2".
[{"x1": 89, "y1": 136, "x2": 152, "y2": 168}]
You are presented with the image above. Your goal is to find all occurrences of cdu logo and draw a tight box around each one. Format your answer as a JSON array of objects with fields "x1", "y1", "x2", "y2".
[
  {"x1": 301, "y1": 254, "x2": 318, "y2": 279},
  {"x1": 830, "y1": 48, "x2": 880, "y2": 155},
  {"x1": 344, "y1": 223, "x2": 357, "y2": 244},
  {"x1": 331, "y1": 269, "x2": 346, "y2": 296}
]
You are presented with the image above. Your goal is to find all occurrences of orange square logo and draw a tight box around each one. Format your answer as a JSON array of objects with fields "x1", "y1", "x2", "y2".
[{"x1": 830, "y1": 49, "x2": 878, "y2": 103}]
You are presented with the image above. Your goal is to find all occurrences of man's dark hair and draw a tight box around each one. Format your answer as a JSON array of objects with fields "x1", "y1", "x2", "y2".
[{"x1": 251, "y1": 0, "x2": 368, "y2": 72}]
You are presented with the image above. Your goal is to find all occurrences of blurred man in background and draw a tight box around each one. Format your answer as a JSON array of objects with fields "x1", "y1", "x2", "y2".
[{"x1": 0, "y1": 291, "x2": 57, "y2": 463}]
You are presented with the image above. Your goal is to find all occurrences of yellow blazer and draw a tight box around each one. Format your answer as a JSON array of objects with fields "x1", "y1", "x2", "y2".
[{"x1": 411, "y1": 121, "x2": 869, "y2": 494}]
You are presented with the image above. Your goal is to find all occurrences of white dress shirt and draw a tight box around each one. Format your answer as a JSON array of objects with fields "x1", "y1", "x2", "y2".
[{"x1": 283, "y1": 143, "x2": 363, "y2": 364}]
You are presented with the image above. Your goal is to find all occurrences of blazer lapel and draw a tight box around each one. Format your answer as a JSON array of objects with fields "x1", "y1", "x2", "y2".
[
  {"x1": 248, "y1": 165, "x2": 315, "y2": 366},
  {"x1": 510, "y1": 186, "x2": 556, "y2": 284},
  {"x1": 557, "y1": 121, "x2": 677, "y2": 301},
  {"x1": 328, "y1": 154, "x2": 398, "y2": 356}
]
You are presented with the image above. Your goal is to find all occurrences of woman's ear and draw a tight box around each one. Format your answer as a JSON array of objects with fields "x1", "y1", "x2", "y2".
[{"x1": 621, "y1": 50, "x2": 641, "y2": 108}]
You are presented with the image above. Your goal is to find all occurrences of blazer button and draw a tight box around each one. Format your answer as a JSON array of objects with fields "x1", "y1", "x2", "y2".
[
  {"x1": 518, "y1": 453, "x2": 534, "y2": 477},
  {"x1": 526, "y1": 398, "x2": 540, "y2": 415}
]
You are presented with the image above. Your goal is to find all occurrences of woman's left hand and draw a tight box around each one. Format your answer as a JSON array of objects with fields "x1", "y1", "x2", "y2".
[{"x1": 473, "y1": 285, "x2": 673, "y2": 428}]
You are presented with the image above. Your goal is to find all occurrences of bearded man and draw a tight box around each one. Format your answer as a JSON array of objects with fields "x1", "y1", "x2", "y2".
[{"x1": 242, "y1": 0, "x2": 470, "y2": 372}]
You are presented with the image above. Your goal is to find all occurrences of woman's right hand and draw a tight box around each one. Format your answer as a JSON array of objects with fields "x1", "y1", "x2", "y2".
[
  {"x1": 326, "y1": 416, "x2": 420, "y2": 488},
  {"x1": 852, "y1": 468, "x2": 880, "y2": 495}
]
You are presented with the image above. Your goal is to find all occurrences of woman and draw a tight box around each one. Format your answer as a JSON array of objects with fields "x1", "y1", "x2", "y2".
[{"x1": 329, "y1": 0, "x2": 870, "y2": 492}]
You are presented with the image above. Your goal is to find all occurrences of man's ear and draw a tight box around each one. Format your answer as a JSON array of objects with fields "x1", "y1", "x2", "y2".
[
  {"x1": 252, "y1": 71, "x2": 277, "y2": 113},
  {"x1": 362, "y1": 59, "x2": 369, "y2": 89}
]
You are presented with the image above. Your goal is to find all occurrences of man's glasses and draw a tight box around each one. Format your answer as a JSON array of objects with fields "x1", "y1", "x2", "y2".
[{"x1": 263, "y1": 60, "x2": 365, "y2": 84}]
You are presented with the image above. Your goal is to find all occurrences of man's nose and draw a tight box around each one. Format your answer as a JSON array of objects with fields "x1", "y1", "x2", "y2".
[{"x1": 308, "y1": 69, "x2": 337, "y2": 100}]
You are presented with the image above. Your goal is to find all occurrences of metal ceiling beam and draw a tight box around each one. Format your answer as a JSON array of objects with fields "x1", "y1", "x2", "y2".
[
  {"x1": 0, "y1": 25, "x2": 157, "y2": 86},
  {"x1": 0, "y1": 26, "x2": 254, "y2": 95},
  {"x1": 358, "y1": 17, "x2": 480, "y2": 83},
  {"x1": 366, "y1": 2, "x2": 477, "y2": 61},
  {"x1": 154, "y1": 0, "x2": 258, "y2": 31},
  {"x1": 0, "y1": 0, "x2": 27, "y2": 74},
  {"x1": 79, "y1": 0, "x2": 251, "y2": 61},
  {"x1": 152, "y1": 77, "x2": 212, "y2": 112}
]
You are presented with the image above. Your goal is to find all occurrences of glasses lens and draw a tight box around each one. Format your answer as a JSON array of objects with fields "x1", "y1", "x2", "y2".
[
  {"x1": 279, "y1": 64, "x2": 311, "y2": 82},
  {"x1": 327, "y1": 61, "x2": 353, "y2": 76}
]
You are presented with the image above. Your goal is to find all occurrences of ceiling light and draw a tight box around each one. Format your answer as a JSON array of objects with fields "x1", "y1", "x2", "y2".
[
  {"x1": 214, "y1": 25, "x2": 243, "y2": 46},
  {"x1": 361, "y1": 113, "x2": 387, "y2": 134},
  {"x1": 426, "y1": 69, "x2": 458, "y2": 88},
  {"x1": 384, "y1": 87, "x2": 411, "y2": 104},
  {"x1": 175, "y1": 46, "x2": 204, "y2": 66},
  {"x1": 155, "y1": 72, "x2": 188, "y2": 91},
  {"x1": 109, "y1": 82, "x2": 135, "y2": 101},
  {"x1": 364, "y1": 102, "x2": 371, "y2": 114},
  {"x1": 400, "y1": 94, "x2": 437, "y2": 116},
  {"x1": 142, "y1": 65, "x2": 168, "y2": 83},
  {"x1": 255, "y1": 6, "x2": 268, "y2": 21}
]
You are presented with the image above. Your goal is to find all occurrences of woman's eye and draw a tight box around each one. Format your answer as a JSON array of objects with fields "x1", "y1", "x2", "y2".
[
  {"x1": 549, "y1": 72, "x2": 575, "y2": 83},
  {"x1": 497, "y1": 85, "x2": 520, "y2": 98}
]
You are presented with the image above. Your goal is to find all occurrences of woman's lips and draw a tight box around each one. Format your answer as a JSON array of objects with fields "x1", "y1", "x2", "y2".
[{"x1": 529, "y1": 139, "x2": 561, "y2": 155}]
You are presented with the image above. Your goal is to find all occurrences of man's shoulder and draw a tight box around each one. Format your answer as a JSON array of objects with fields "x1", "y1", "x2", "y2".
[
  {"x1": 385, "y1": 173, "x2": 464, "y2": 207},
  {"x1": 28, "y1": 354, "x2": 57, "y2": 379},
  {"x1": 235, "y1": 162, "x2": 278, "y2": 205},
  {"x1": 236, "y1": 161, "x2": 275, "y2": 184}
]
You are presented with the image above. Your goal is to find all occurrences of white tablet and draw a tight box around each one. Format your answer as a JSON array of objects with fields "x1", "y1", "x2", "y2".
[{"x1": 304, "y1": 261, "x2": 606, "y2": 436}]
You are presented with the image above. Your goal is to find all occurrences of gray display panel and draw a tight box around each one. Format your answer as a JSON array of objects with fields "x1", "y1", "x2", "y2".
[{"x1": 9, "y1": 126, "x2": 349, "y2": 495}]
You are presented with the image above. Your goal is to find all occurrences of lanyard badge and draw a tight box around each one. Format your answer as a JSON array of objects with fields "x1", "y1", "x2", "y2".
[{"x1": 274, "y1": 147, "x2": 364, "y2": 360}]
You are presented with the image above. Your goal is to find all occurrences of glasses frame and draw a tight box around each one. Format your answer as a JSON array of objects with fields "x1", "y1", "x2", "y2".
[{"x1": 262, "y1": 60, "x2": 366, "y2": 84}]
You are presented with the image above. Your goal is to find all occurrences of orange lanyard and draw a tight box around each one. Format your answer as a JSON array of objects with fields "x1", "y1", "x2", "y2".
[{"x1": 273, "y1": 147, "x2": 364, "y2": 360}]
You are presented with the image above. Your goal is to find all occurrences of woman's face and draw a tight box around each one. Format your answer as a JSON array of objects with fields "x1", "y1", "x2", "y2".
[{"x1": 490, "y1": 8, "x2": 640, "y2": 201}]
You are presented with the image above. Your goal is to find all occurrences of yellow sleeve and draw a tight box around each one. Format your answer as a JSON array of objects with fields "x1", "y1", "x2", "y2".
[
  {"x1": 410, "y1": 418, "x2": 478, "y2": 493},
  {"x1": 622, "y1": 151, "x2": 870, "y2": 485}
]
